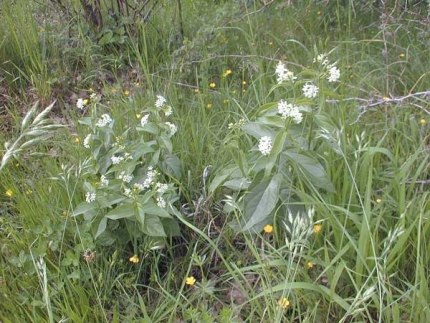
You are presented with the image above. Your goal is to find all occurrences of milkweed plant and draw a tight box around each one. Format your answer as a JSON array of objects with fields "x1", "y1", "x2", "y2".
[
  {"x1": 210, "y1": 51, "x2": 341, "y2": 236},
  {"x1": 72, "y1": 93, "x2": 182, "y2": 247}
]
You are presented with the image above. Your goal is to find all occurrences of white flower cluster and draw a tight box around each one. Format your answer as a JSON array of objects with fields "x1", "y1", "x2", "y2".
[
  {"x1": 76, "y1": 98, "x2": 85, "y2": 110},
  {"x1": 156, "y1": 196, "x2": 166, "y2": 208},
  {"x1": 100, "y1": 175, "x2": 109, "y2": 187},
  {"x1": 258, "y1": 136, "x2": 273, "y2": 156},
  {"x1": 111, "y1": 155, "x2": 124, "y2": 165},
  {"x1": 275, "y1": 61, "x2": 297, "y2": 83},
  {"x1": 314, "y1": 53, "x2": 340, "y2": 83},
  {"x1": 143, "y1": 166, "x2": 159, "y2": 189},
  {"x1": 118, "y1": 171, "x2": 133, "y2": 183},
  {"x1": 302, "y1": 82, "x2": 319, "y2": 99},
  {"x1": 140, "y1": 114, "x2": 149, "y2": 127},
  {"x1": 228, "y1": 118, "x2": 246, "y2": 130},
  {"x1": 156, "y1": 182, "x2": 168, "y2": 194},
  {"x1": 85, "y1": 192, "x2": 96, "y2": 203},
  {"x1": 83, "y1": 134, "x2": 91, "y2": 148},
  {"x1": 96, "y1": 114, "x2": 113, "y2": 127},
  {"x1": 277, "y1": 100, "x2": 303, "y2": 124},
  {"x1": 165, "y1": 122, "x2": 177, "y2": 137},
  {"x1": 155, "y1": 95, "x2": 166, "y2": 108}
]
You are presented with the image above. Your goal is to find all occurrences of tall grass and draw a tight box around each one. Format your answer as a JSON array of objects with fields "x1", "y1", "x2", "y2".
[{"x1": 1, "y1": 0, "x2": 429, "y2": 322}]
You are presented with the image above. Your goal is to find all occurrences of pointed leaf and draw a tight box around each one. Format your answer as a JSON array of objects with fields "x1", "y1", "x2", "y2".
[{"x1": 105, "y1": 203, "x2": 135, "y2": 220}]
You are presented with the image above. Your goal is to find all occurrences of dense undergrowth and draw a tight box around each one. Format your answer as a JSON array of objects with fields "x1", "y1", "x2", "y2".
[{"x1": 1, "y1": 0, "x2": 430, "y2": 322}]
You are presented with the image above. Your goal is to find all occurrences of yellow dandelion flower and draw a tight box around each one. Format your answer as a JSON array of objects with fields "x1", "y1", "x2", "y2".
[
  {"x1": 83, "y1": 99, "x2": 89, "y2": 105},
  {"x1": 134, "y1": 82, "x2": 140, "y2": 86},
  {"x1": 209, "y1": 82, "x2": 216, "y2": 88},
  {"x1": 206, "y1": 103, "x2": 213, "y2": 109},
  {"x1": 313, "y1": 224, "x2": 322, "y2": 235},
  {"x1": 376, "y1": 198, "x2": 382, "y2": 204},
  {"x1": 15, "y1": 163, "x2": 20, "y2": 167},
  {"x1": 129, "y1": 255, "x2": 139, "y2": 263},
  {"x1": 307, "y1": 262, "x2": 314, "y2": 269},
  {"x1": 269, "y1": 41, "x2": 273, "y2": 46},
  {"x1": 399, "y1": 53, "x2": 405, "y2": 58},
  {"x1": 382, "y1": 96, "x2": 390, "y2": 101},
  {"x1": 222, "y1": 69, "x2": 232, "y2": 77},
  {"x1": 277, "y1": 297, "x2": 290, "y2": 309},
  {"x1": 25, "y1": 190, "x2": 33, "y2": 195},
  {"x1": 263, "y1": 224, "x2": 273, "y2": 234},
  {"x1": 75, "y1": 137, "x2": 80, "y2": 143},
  {"x1": 420, "y1": 119, "x2": 426, "y2": 125},
  {"x1": 6, "y1": 189, "x2": 13, "y2": 197},
  {"x1": 185, "y1": 276, "x2": 196, "y2": 286},
  {"x1": 61, "y1": 210, "x2": 67, "y2": 216},
  {"x1": 242, "y1": 80, "x2": 247, "y2": 85},
  {"x1": 317, "y1": 11, "x2": 322, "y2": 15},
  {"x1": 124, "y1": 90, "x2": 130, "y2": 96},
  {"x1": 194, "y1": 88, "x2": 200, "y2": 93}
]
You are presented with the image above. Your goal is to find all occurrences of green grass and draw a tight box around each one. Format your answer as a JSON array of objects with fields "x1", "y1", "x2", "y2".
[{"x1": 1, "y1": 0, "x2": 430, "y2": 322}]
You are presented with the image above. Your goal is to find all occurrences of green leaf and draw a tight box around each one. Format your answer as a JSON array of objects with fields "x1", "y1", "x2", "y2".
[
  {"x1": 72, "y1": 202, "x2": 99, "y2": 217},
  {"x1": 140, "y1": 203, "x2": 172, "y2": 218},
  {"x1": 242, "y1": 122, "x2": 276, "y2": 140},
  {"x1": 285, "y1": 151, "x2": 335, "y2": 192},
  {"x1": 143, "y1": 214, "x2": 166, "y2": 237},
  {"x1": 105, "y1": 203, "x2": 135, "y2": 220},
  {"x1": 265, "y1": 131, "x2": 287, "y2": 177},
  {"x1": 241, "y1": 175, "x2": 281, "y2": 232},
  {"x1": 209, "y1": 164, "x2": 238, "y2": 193},
  {"x1": 161, "y1": 154, "x2": 181, "y2": 178},
  {"x1": 98, "y1": 30, "x2": 113, "y2": 46},
  {"x1": 95, "y1": 217, "x2": 107, "y2": 239},
  {"x1": 21, "y1": 101, "x2": 38, "y2": 131}
]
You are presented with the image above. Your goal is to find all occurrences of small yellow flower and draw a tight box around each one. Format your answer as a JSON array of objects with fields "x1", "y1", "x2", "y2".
[
  {"x1": 242, "y1": 80, "x2": 247, "y2": 85},
  {"x1": 185, "y1": 276, "x2": 196, "y2": 286},
  {"x1": 15, "y1": 163, "x2": 20, "y2": 167},
  {"x1": 5, "y1": 189, "x2": 13, "y2": 197},
  {"x1": 62, "y1": 210, "x2": 67, "y2": 216},
  {"x1": 269, "y1": 41, "x2": 273, "y2": 46},
  {"x1": 75, "y1": 137, "x2": 80, "y2": 143},
  {"x1": 263, "y1": 224, "x2": 273, "y2": 234},
  {"x1": 124, "y1": 90, "x2": 130, "y2": 96},
  {"x1": 313, "y1": 224, "x2": 322, "y2": 235},
  {"x1": 277, "y1": 297, "x2": 290, "y2": 309},
  {"x1": 136, "y1": 114, "x2": 142, "y2": 119},
  {"x1": 420, "y1": 119, "x2": 426, "y2": 125},
  {"x1": 223, "y1": 99, "x2": 230, "y2": 104},
  {"x1": 349, "y1": 74, "x2": 355, "y2": 79},
  {"x1": 376, "y1": 198, "x2": 382, "y2": 204},
  {"x1": 129, "y1": 255, "x2": 139, "y2": 263},
  {"x1": 382, "y1": 96, "x2": 390, "y2": 101},
  {"x1": 206, "y1": 103, "x2": 213, "y2": 109},
  {"x1": 83, "y1": 99, "x2": 89, "y2": 105},
  {"x1": 399, "y1": 53, "x2": 405, "y2": 58},
  {"x1": 134, "y1": 82, "x2": 140, "y2": 86},
  {"x1": 307, "y1": 262, "x2": 314, "y2": 269},
  {"x1": 25, "y1": 190, "x2": 33, "y2": 195},
  {"x1": 222, "y1": 69, "x2": 232, "y2": 77},
  {"x1": 111, "y1": 88, "x2": 117, "y2": 93},
  {"x1": 194, "y1": 88, "x2": 200, "y2": 93},
  {"x1": 209, "y1": 82, "x2": 216, "y2": 88},
  {"x1": 317, "y1": 11, "x2": 322, "y2": 15}
]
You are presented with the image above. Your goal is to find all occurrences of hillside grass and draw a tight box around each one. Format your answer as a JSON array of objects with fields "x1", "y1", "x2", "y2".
[{"x1": 1, "y1": 0, "x2": 429, "y2": 322}]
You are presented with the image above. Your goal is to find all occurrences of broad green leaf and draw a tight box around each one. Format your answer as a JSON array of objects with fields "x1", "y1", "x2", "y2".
[
  {"x1": 242, "y1": 122, "x2": 276, "y2": 140},
  {"x1": 158, "y1": 134, "x2": 172, "y2": 153},
  {"x1": 143, "y1": 214, "x2": 166, "y2": 237},
  {"x1": 140, "y1": 203, "x2": 172, "y2": 218},
  {"x1": 241, "y1": 174, "x2": 281, "y2": 232},
  {"x1": 265, "y1": 131, "x2": 287, "y2": 177},
  {"x1": 209, "y1": 164, "x2": 238, "y2": 193},
  {"x1": 72, "y1": 202, "x2": 99, "y2": 216},
  {"x1": 285, "y1": 151, "x2": 335, "y2": 192},
  {"x1": 98, "y1": 31, "x2": 113, "y2": 46},
  {"x1": 161, "y1": 154, "x2": 181, "y2": 178},
  {"x1": 95, "y1": 217, "x2": 107, "y2": 239},
  {"x1": 223, "y1": 178, "x2": 249, "y2": 190},
  {"x1": 105, "y1": 203, "x2": 135, "y2": 220}
]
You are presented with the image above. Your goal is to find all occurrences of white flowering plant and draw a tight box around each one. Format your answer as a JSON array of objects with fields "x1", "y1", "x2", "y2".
[
  {"x1": 210, "y1": 51, "x2": 341, "y2": 233},
  {"x1": 72, "y1": 94, "x2": 182, "y2": 245}
]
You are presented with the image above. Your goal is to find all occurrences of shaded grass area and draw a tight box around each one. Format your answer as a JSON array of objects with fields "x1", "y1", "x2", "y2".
[{"x1": 1, "y1": 0, "x2": 430, "y2": 322}]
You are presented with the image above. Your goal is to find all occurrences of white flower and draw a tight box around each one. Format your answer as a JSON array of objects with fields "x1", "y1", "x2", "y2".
[
  {"x1": 165, "y1": 122, "x2": 177, "y2": 136},
  {"x1": 156, "y1": 182, "x2": 168, "y2": 194},
  {"x1": 96, "y1": 114, "x2": 113, "y2": 127},
  {"x1": 156, "y1": 196, "x2": 166, "y2": 208},
  {"x1": 90, "y1": 93, "x2": 97, "y2": 100},
  {"x1": 275, "y1": 61, "x2": 296, "y2": 83},
  {"x1": 83, "y1": 134, "x2": 91, "y2": 148},
  {"x1": 302, "y1": 82, "x2": 319, "y2": 98},
  {"x1": 133, "y1": 183, "x2": 144, "y2": 191},
  {"x1": 155, "y1": 95, "x2": 166, "y2": 108},
  {"x1": 100, "y1": 175, "x2": 109, "y2": 187},
  {"x1": 123, "y1": 174, "x2": 133, "y2": 183},
  {"x1": 76, "y1": 98, "x2": 85, "y2": 110},
  {"x1": 111, "y1": 155, "x2": 124, "y2": 165},
  {"x1": 327, "y1": 65, "x2": 340, "y2": 82},
  {"x1": 143, "y1": 166, "x2": 158, "y2": 189},
  {"x1": 85, "y1": 192, "x2": 96, "y2": 203},
  {"x1": 258, "y1": 136, "x2": 273, "y2": 156},
  {"x1": 277, "y1": 100, "x2": 303, "y2": 124},
  {"x1": 164, "y1": 106, "x2": 172, "y2": 117},
  {"x1": 314, "y1": 53, "x2": 326, "y2": 63},
  {"x1": 124, "y1": 188, "x2": 132, "y2": 197},
  {"x1": 140, "y1": 114, "x2": 149, "y2": 127},
  {"x1": 123, "y1": 152, "x2": 132, "y2": 161}
]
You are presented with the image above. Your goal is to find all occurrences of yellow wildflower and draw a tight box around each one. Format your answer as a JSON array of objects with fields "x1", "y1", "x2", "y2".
[
  {"x1": 382, "y1": 96, "x2": 390, "y2": 101},
  {"x1": 25, "y1": 190, "x2": 33, "y2": 195},
  {"x1": 209, "y1": 82, "x2": 216, "y2": 88},
  {"x1": 136, "y1": 114, "x2": 142, "y2": 119},
  {"x1": 277, "y1": 297, "x2": 290, "y2": 309},
  {"x1": 206, "y1": 103, "x2": 213, "y2": 109},
  {"x1": 263, "y1": 224, "x2": 273, "y2": 234},
  {"x1": 313, "y1": 224, "x2": 322, "y2": 235},
  {"x1": 222, "y1": 69, "x2": 232, "y2": 77},
  {"x1": 6, "y1": 189, "x2": 13, "y2": 197},
  {"x1": 129, "y1": 255, "x2": 139, "y2": 263},
  {"x1": 124, "y1": 90, "x2": 130, "y2": 96},
  {"x1": 307, "y1": 262, "x2": 314, "y2": 269},
  {"x1": 83, "y1": 99, "x2": 89, "y2": 105},
  {"x1": 420, "y1": 119, "x2": 426, "y2": 125},
  {"x1": 376, "y1": 198, "x2": 382, "y2": 204},
  {"x1": 399, "y1": 53, "x2": 405, "y2": 58},
  {"x1": 185, "y1": 276, "x2": 196, "y2": 286},
  {"x1": 242, "y1": 80, "x2": 247, "y2": 85}
]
